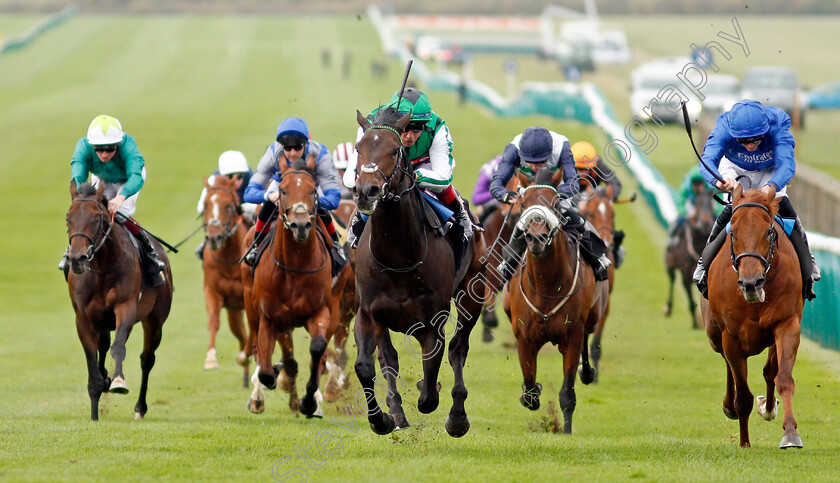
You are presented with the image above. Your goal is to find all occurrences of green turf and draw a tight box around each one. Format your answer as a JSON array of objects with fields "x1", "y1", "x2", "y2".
[{"x1": 2, "y1": 14, "x2": 840, "y2": 482}]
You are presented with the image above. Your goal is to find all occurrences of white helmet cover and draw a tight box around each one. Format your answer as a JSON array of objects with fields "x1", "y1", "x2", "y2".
[
  {"x1": 332, "y1": 142, "x2": 356, "y2": 170},
  {"x1": 86, "y1": 115, "x2": 124, "y2": 145},
  {"x1": 218, "y1": 150, "x2": 249, "y2": 175}
]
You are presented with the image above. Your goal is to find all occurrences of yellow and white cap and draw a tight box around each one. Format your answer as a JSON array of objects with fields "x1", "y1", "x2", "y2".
[{"x1": 86, "y1": 115, "x2": 124, "y2": 145}]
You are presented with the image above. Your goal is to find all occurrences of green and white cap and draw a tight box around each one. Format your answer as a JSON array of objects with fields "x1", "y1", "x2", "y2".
[{"x1": 86, "y1": 115, "x2": 124, "y2": 145}]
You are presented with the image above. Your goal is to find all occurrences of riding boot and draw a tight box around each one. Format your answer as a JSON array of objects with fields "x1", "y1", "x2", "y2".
[
  {"x1": 562, "y1": 207, "x2": 611, "y2": 281},
  {"x1": 195, "y1": 239, "x2": 206, "y2": 261},
  {"x1": 613, "y1": 229, "x2": 626, "y2": 268},
  {"x1": 137, "y1": 231, "x2": 166, "y2": 272},
  {"x1": 243, "y1": 230, "x2": 268, "y2": 267},
  {"x1": 444, "y1": 194, "x2": 474, "y2": 241},
  {"x1": 58, "y1": 246, "x2": 69, "y2": 271},
  {"x1": 666, "y1": 218, "x2": 686, "y2": 247},
  {"x1": 693, "y1": 203, "x2": 733, "y2": 296},
  {"x1": 328, "y1": 231, "x2": 348, "y2": 277},
  {"x1": 789, "y1": 218, "x2": 819, "y2": 300},
  {"x1": 346, "y1": 211, "x2": 367, "y2": 249},
  {"x1": 497, "y1": 227, "x2": 527, "y2": 283}
]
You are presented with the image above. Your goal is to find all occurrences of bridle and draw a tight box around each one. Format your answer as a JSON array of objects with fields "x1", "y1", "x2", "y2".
[
  {"x1": 276, "y1": 169, "x2": 318, "y2": 230},
  {"x1": 729, "y1": 201, "x2": 776, "y2": 277},
  {"x1": 358, "y1": 124, "x2": 415, "y2": 202},
  {"x1": 68, "y1": 197, "x2": 114, "y2": 265},
  {"x1": 203, "y1": 186, "x2": 241, "y2": 243},
  {"x1": 516, "y1": 184, "x2": 567, "y2": 247}
]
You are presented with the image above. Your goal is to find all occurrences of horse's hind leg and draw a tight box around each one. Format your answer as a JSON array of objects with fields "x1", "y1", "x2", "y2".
[
  {"x1": 97, "y1": 332, "x2": 111, "y2": 391},
  {"x1": 277, "y1": 331, "x2": 299, "y2": 411},
  {"x1": 134, "y1": 317, "x2": 164, "y2": 420},
  {"x1": 445, "y1": 291, "x2": 481, "y2": 437},
  {"x1": 559, "y1": 327, "x2": 586, "y2": 434},
  {"x1": 227, "y1": 309, "x2": 250, "y2": 387},
  {"x1": 77, "y1": 318, "x2": 104, "y2": 421},
  {"x1": 774, "y1": 318, "x2": 803, "y2": 449},
  {"x1": 757, "y1": 345, "x2": 779, "y2": 421},
  {"x1": 376, "y1": 332, "x2": 409, "y2": 430},
  {"x1": 300, "y1": 306, "x2": 330, "y2": 418},
  {"x1": 109, "y1": 303, "x2": 137, "y2": 394},
  {"x1": 353, "y1": 310, "x2": 394, "y2": 435},
  {"x1": 663, "y1": 260, "x2": 676, "y2": 317},
  {"x1": 680, "y1": 268, "x2": 699, "y2": 329},
  {"x1": 416, "y1": 331, "x2": 445, "y2": 415},
  {"x1": 204, "y1": 291, "x2": 223, "y2": 370}
]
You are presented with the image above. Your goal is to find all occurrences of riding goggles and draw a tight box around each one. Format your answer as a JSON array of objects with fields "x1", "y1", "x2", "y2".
[{"x1": 736, "y1": 134, "x2": 764, "y2": 145}]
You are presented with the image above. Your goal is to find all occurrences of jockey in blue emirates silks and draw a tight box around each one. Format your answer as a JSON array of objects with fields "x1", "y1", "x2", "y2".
[
  {"x1": 489, "y1": 126, "x2": 612, "y2": 283},
  {"x1": 692, "y1": 99, "x2": 820, "y2": 300},
  {"x1": 59, "y1": 115, "x2": 165, "y2": 284},
  {"x1": 241, "y1": 117, "x2": 347, "y2": 274},
  {"x1": 342, "y1": 87, "x2": 476, "y2": 247}
]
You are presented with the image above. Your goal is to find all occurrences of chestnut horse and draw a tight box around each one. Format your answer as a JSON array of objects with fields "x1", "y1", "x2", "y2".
[
  {"x1": 701, "y1": 184, "x2": 804, "y2": 448},
  {"x1": 353, "y1": 107, "x2": 486, "y2": 436},
  {"x1": 199, "y1": 174, "x2": 250, "y2": 385},
  {"x1": 503, "y1": 168, "x2": 609, "y2": 434},
  {"x1": 65, "y1": 181, "x2": 173, "y2": 420},
  {"x1": 664, "y1": 188, "x2": 715, "y2": 328},
  {"x1": 241, "y1": 157, "x2": 337, "y2": 417},
  {"x1": 578, "y1": 184, "x2": 617, "y2": 381}
]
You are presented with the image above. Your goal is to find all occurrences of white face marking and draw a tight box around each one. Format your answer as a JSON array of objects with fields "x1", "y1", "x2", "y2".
[
  {"x1": 210, "y1": 193, "x2": 221, "y2": 219},
  {"x1": 598, "y1": 201, "x2": 606, "y2": 217},
  {"x1": 296, "y1": 178, "x2": 302, "y2": 187}
]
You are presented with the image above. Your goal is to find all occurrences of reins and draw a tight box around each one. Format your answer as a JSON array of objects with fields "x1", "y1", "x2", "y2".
[
  {"x1": 728, "y1": 201, "x2": 777, "y2": 277},
  {"x1": 68, "y1": 197, "x2": 115, "y2": 270}
]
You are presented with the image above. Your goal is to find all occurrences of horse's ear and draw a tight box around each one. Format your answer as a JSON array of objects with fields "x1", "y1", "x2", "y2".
[
  {"x1": 357, "y1": 110, "x2": 371, "y2": 131},
  {"x1": 516, "y1": 169, "x2": 531, "y2": 188},
  {"x1": 732, "y1": 182, "x2": 743, "y2": 201},
  {"x1": 306, "y1": 154, "x2": 316, "y2": 171},
  {"x1": 70, "y1": 179, "x2": 79, "y2": 199},
  {"x1": 551, "y1": 166, "x2": 565, "y2": 186},
  {"x1": 96, "y1": 182, "x2": 105, "y2": 198},
  {"x1": 605, "y1": 184, "x2": 615, "y2": 201},
  {"x1": 203, "y1": 175, "x2": 210, "y2": 188},
  {"x1": 395, "y1": 111, "x2": 411, "y2": 132},
  {"x1": 763, "y1": 184, "x2": 777, "y2": 203}
]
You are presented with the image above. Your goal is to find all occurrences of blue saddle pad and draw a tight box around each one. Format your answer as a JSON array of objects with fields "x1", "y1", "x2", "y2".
[
  {"x1": 421, "y1": 192, "x2": 455, "y2": 222},
  {"x1": 725, "y1": 217, "x2": 794, "y2": 236}
]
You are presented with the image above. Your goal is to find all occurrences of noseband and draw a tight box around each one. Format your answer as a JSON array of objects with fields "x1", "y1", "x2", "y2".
[
  {"x1": 517, "y1": 184, "x2": 566, "y2": 245},
  {"x1": 203, "y1": 186, "x2": 240, "y2": 242},
  {"x1": 276, "y1": 170, "x2": 318, "y2": 230},
  {"x1": 729, "y1": 201, "x2": 776, "y2": 276},
  {"x1": 68, "y1": 197, "x2": 114, "y2": 263},
  {"x1": 359, "y1": 125, "x2": 414, "y2": 202}
]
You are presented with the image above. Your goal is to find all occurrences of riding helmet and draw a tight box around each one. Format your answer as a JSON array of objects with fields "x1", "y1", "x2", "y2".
[{"x1": 727, "y1": 100, "x2": 770, "y2": 139}]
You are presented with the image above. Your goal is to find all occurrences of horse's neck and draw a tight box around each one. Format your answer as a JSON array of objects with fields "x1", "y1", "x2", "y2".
[
  {"x1": 368, "y1": 189, "x2": 425, "y2": 255},
  {"x1": 220, "y1": 222, "x2": 246, "y2": 257},
  {"x1": 524, "y1": 233, "x2": 576, "y2": 289},
  {"x1": 96, "y1": 225, "x2": 133, "y2": 272},
  {"x1": 273, "y1": 222, "x2": 322, "y2": 268}
]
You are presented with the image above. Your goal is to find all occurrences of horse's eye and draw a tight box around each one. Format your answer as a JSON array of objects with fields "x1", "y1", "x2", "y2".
[{"x1": 392, "y1": 148, "x2": 400, "y2": 157}]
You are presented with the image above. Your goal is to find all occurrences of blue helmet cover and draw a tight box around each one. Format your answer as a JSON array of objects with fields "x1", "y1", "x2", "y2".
[{"x1": 728, "y1": 100, "x2": 770, "y2": 139}]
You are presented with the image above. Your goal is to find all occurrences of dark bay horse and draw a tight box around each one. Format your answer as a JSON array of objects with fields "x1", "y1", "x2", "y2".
[
  {"x1": 503, "y1": 168, "x2": 609, "y2": 434},
  {"x1": 65, "y1": 181, "x2": 173, "y2": 420},
  {"x1": 353, "y1": 107, "x2": 486, "y2": 436},
  {"x1": 241, "y1": 157, "x2": 337, "y2": 417},
  {"x1": 199, "y1": 174, "x2": 250, "y2": 385},
  {"x1": 578, "y1": 184, "x2": 617, "y2": 380},
  {"x1": 664, "y1": 188, "x2": 715, "y2": 328},
  {"x1": 701, "y1": 184, "x2": 804, "y2": 448}
]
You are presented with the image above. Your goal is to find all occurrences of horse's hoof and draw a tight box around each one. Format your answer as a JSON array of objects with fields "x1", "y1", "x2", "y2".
[
  {"x1": 722, "y1": 404, "x2": 738, "y2": 420},
  {"x1": 369, "y1": 413, "x2": 396, "y2": 435},
  {"x1": 780, "y1": 433, "x2": 803, "y2": 449},
  {"x1": 482, "y1": 327, "x2": 495, "y2": 343},
  {"x1": 520, "y1": 383, "x2": 541, "y2": 411},
  {"x1": 235, "y1": 351, "x2": 250, "y2": 367},
  {"x1": 418, "y1": 393, "x2": 440, "y2": 414},
  {"x1": 109, "y1": 376, "x2": 129, "y2": 394},
  {"x1": 663, "y1": 305, "x2": 672, "y2": 317},
  {"x1": 756, "y1": 395, "x2": 779, "y2": 421},
  {"x1": 299, "y1": 395, "x2": 318, "y2": 418},
  {"x1": 258, "y1": 372, "x2": 277, "y2": 390},
  {"x1": 204, "y1": 349, "x2": 219, "y2": 370},
  {"x1": 134, "y1": 411, "x2": 144, "y2": 420},
  {"x1": 393, "y1": 414, "x2": 411, "y2": 430},
  {"x1": 445, "y1": 414, "x2": 470, "y2": 438},
  {"x1": 578, "y1": 364, "x2": 596, "y2": 385},
  {"x1": 102, "y1": 377, "x2": 112, "y2": 392},
  {"x1": 247, "y1": 398, "x2": 265, "y2": 414}
]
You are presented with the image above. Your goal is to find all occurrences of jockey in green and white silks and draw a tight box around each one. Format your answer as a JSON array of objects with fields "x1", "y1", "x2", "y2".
[
  {"x1": 343, "y1": 88, "x2": 474, "y2": 246},
  {"x1": 60, "y1": 115, "x2": 165, "y2": 278}
]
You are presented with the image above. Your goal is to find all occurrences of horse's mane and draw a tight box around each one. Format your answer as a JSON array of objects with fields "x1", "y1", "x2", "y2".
[
  {"x1": 534, "y1": 167, "x2": 555, "y2": 186},
  {"x1": 369, "y1": 106, "x2": 404, "y2": 129},
  {"x1": 740, "y1": 189, "x2": 780, "y2": 217},
  {"x1": 78, "y1": 182, "x2": 98, "y2": 197}
]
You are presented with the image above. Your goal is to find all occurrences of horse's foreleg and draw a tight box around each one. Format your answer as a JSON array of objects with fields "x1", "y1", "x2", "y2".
[
  {"x1": 256, "y1": 317, "x2": 279, "y2": 390},
  {"x1": 774, "y1": 319, "x2": 803, "y2": 449},
  {"x1": 722, "y1": 358, "x2": 737, "y2": 420},
  {"x1": 300, "y1": 307, "x2": 330, "y2": 418},
  {"x1": 559, "y1": 329, "x2": 585, "y2": 434},
  {"x1": 445, "y1": 290, "x2": 480, "y2": 437},
  {"x1": 376, "y1": 332, "x2": 409, "y2": 430},
  {"x1": 134, "y1": 317, "x2": 163, "y2": 420},
  {"x1": 77, "y1": 317, "x2": 104, "y2": 421},
  {"x1": 722, "y1": 334, "x2": 753, "y2": 447},
  {"x1": 758, "y1": 345, "x2": 779, "y2": 421},
  {"x1": 516, "y1": 334, "x2": 542, "y2": 411},
  {"x1": 354, "y1": 310, "x2": 394, "y2": 435},
  {"x1": 589, "y1": 311, "x2": 607, "y2": 383},
  {"x1": 203, "y1": 289, "x2": 223, "y2": 370},
  {"x1": 109, "y1": 303, "x2": 137, "y2": 394},
  {"x1": 680, "y1": 268, "x2": 699, "y2": 329},
  {"x1": 97, "y1": 331, "x2": 111, "y2": 391},
  {"x1": 416, "y1": 331, "x2": 445, "y2": 415},
  {"x1": 663, "y1": 262, "x2": 676, "y2": 317},
  {"x1": 226, "y1": 309, "x2": 250, "y2": 386},
  {"x1": 276, "y1": 331, "x2": 299, "y2": 411}
]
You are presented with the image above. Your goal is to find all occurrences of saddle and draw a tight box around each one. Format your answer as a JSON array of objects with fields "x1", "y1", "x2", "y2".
[
  {"x1": 122, "y1": 226, "x2": 165, "y2": 289},
  {"x1": 420, "y1": 191, "x2": 472, "y2": 271}
]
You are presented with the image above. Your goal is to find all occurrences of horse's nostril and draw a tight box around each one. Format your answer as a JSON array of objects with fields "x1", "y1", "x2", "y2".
[
  {"x1": 755, "y1": 278, "x2": 766, "y2": 289},
  {"x1": 304, "y1": 221, "x2": 313, "y2": 231},
  {"x1": 366, "y1": 186, "x2": 380, "y2": 199}
]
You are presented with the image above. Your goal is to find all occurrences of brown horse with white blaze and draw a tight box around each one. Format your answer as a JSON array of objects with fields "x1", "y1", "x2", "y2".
[
  {"x1": 199, "y1": 174, "x2": 251, "y2": 384},
  {"x1": 65, "y1": 180, "x2": 173, "y2": 420},
  {"x1": 504, "y1": 168, "x2": 609, "y2": 434},
  {"x1": 241, "y1": 157, "x2": 336, "y2": 417},
  {"x1": 701, "y1": 184, "x2": 805, "y2": 448}
]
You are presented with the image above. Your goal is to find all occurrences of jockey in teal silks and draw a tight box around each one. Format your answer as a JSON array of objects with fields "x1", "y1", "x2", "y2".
[
  {"x1": 342, "y1": 87, "x2": 475, "y2": 247},
  {"x1": 692, "y1": 99, "x2": 820, "y2": 300},
  {"x1": 60, "y1": 115, "x2": 165, "y2": 283}
]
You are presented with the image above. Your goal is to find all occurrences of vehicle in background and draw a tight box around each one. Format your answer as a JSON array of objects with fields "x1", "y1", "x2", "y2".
[
  {"x1": 630, "y1": 57, "x2": 701, "y2": 123},
  {"x1": 560, "y1": 20, "x2": 631, "y2": 65},
  {"x1": 699, "y1": 74, "x2": 740, "y2": 117},
  {"x1": 741, "y1": 66, "x2": 807, "y2": 127},
  {"x1": 806, "y1": 81, "x2": 840, "y2": 109}
]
